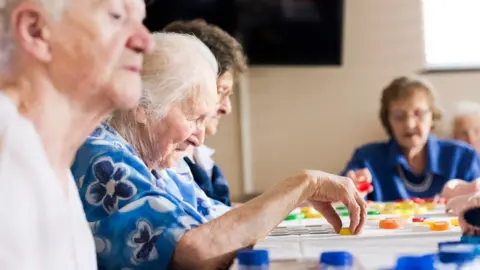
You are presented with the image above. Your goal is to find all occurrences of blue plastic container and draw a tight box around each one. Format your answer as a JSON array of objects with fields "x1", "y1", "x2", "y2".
[
  {"x1": 319, "y1": 251, "x2": 353, "y2": 270},
  {"x1": 394, "y1": 254, "x2": 435, "y2": 270},
  {"x1": 237, "y1": 249, "x2": 269, "y2": 270}
]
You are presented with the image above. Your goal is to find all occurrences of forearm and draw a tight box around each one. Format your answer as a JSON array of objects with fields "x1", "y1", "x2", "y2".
[{"x1": 172, "y1": 175, "x2": 313, "y2": 269}]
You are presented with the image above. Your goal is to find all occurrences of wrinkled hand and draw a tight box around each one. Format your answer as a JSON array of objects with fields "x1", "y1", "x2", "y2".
[
  {"x1": 304, "y1": 170, "x2": 367, "y2": 235},
  {"x1": 441, "y1": 179, "x2": 479, "y2": 200},
  {"x1": 446, "y1": 194, "x2": 471, "y2": 216},
  {"x1": 346, "y1": 168, "x2": 374, "y2": 197}
]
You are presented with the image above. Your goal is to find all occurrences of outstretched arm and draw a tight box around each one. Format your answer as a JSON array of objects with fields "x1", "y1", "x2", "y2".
[{"x1": 171, "y1": 171, "x2": 367, "y2": 269}]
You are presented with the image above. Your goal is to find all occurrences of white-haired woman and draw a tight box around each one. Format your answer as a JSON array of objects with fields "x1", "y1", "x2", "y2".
[
  {"x1": 72, "y1": 32, "x2": 367, "y2": 270},
  {"x1": 0, "y1": 0, "x2": 151, "y2": 268},
  {"x1": 452, "y1": 100, "x2": 480, "y2": 153}
]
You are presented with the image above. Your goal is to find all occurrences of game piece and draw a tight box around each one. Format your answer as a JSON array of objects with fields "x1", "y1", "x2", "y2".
[
  {"x1": 412, "y1": 197, "x2": 426, "y2": 204},
  {"x1": 367, "y1": 210, "x2": 380, "y2": 215},
  {"x1": 434, "y1": 197, "x2": 447, "y2": 204},
  {"x1": 412, "y1": 217, "x2": 425, "y2": 223},
  {"x1": 451, "y1": 218, "x2": 459, "y2": 227},
  {"x1": 369, "y1": 203, "x2": 385, "y2": 210},
  {"x1": 356, "y1": 181, "x2": 371, "y2": 192},
  {"x1": 300, "y1": 207, "x2": 311, "y2": 213},
  {"x1": 285, "y1": 213, "x2": 304, "y2": 220},
  {"x1": 335, "y1": 205, "x2": 347, "y2": 211},
  {"x1": 430, "y1": 221, "x2": 449, "y2": 231},
  {"x1": 414, "y1": 206, "x2": 428, "y2": 214},
  {"x1": 421, "y1": 220, "x2": 435, "y2": 226},
  {"x1": 340, "y1": 211, "x2": 350, "y2": 217},
  {"x1": 379, "y1": 219, "x2": 400, "y2": 229},
  {"x1": 303, "y1": 207, "x2": 322, "y2": 219},
  {"x1": 339, "y1": 228, "x2": 353, "y2": 235},
  {"x1": 400, "y1": 201, "x2": 414, "y2": 208},
  {"x1": 425, "y1": 203, "x2": 436, "y2": 210},
  {"x1": 400, "y1": 209, "x2": 415, "y2": 216},
  {"x1": 385, "y1": 202, "x2": 400, "y2": 209}
]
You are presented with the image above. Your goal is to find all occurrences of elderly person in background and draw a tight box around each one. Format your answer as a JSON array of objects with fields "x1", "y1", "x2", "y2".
[
  {"x1": 342, "y1": 76, "x2": 480, "y2": 202},
  {"x1": 0, "y1": 0, "x2": 151, "y2": 268},
  {"x1": 441, "y1": 101, "x2": 480, "y2": 216},
  {"x1": 72, "y1": 32, "x2": 367, "y2": 269},
  {"x1": 452, "y1": 100, "x2": 480, "y2": 153},
  {"x1": 164, "y1": 20, "x2": 247, "y2": 206}
]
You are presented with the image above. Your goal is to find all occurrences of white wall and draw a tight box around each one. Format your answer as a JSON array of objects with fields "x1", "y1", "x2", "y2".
[{"x1": 207, "y1": 0, "x2": 480, "y2": 199}]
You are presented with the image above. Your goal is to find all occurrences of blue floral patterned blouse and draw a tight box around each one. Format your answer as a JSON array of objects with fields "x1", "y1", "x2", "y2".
[{"x1": 71, "y1": 124, "x2": 230, "y2": 269}]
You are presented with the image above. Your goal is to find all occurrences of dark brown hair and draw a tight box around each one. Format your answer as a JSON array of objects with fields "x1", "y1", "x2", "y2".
[
  {"x1": 379, "y1": 76, "x2": 443, "y2": 136},
  {"x1": 163, "y1": 20, "x2": 247, "y2": 77}
]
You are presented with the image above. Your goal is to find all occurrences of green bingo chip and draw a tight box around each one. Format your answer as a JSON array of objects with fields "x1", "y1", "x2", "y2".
[{"x1": 285, "y1": 213, "x2": 305, "y2": 220}]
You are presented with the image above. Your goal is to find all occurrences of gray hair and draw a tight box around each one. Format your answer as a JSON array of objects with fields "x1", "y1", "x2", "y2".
[
  {"x1": 453, "y1": 100, "x2": 480, "y2": 119},
  {"x1": 109, "y1": 32, "x2": 219, "y2": 166},
  {"x1": 446, "y1": 100, "x2": 480, "y2": 136},
  {"x1": 0, "y1": 0, "x2": 66, "y2": 72},
  {"x1": 139, "y1": 32, "x2": 218, "y2": 118}
]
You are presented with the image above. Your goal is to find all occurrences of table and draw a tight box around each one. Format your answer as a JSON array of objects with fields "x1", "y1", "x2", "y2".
[{"x1": 249, "y1": 205, "x2": 461, "y2": 269}]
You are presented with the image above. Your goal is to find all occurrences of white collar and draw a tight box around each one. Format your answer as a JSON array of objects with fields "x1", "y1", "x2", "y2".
[{"x1": 193, "y1": 145, "x2": 215, "y2": 171}]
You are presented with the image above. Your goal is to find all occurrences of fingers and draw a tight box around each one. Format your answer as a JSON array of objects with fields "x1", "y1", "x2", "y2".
[
  {"x1": 446, "y1": 195, "x2": 470, "y2": 216},
  {"x1": 313, "y1": 202, "x2": 342, "y2": 233},
  {"x1": 358, "y1": 168, "x2": 372, "y2": 183},
  {"x1": 348, "y1": 168, "x2": 372, "y2": 184},
  {"x1": 342, "y1": 194, "x2": 363, "y2": 234},
  {"x1": 340, "y1": 181, "x2": 366, "y2": 234},
  {"x1": 346, "y1": 170, "x2": 356, "y2": 180},
  {"x1": 353, "y1": 193, "x2": 367, "y2": 234}
]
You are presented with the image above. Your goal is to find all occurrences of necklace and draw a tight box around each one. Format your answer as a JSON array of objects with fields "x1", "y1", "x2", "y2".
[{"x1": 397, "y1": 165, "x2": 433, "y2": 193}]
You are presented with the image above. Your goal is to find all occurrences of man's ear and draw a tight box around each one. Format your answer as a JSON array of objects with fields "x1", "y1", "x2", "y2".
[
  {"x1": 11, "y1": 2, "x2": 52, "y2": 62},
  {"x1": 134, "y1": 107, "x2": 148, "y2": 124}
]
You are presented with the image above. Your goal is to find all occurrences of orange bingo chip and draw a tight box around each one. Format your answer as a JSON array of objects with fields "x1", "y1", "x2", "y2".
[
  {"x1": 430, "y1": 221, "x2": 449, "y2": 231},
  {"x1": 379, "y1": 219, "x2": 400, "y2": 229}
]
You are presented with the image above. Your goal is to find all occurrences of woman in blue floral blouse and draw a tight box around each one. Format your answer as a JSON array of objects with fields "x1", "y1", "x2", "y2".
[
  {"x1": 72, "y1": 32, "x2": 367, "y2": 270},
  {"x1": 72, "y1": 32, "x2": 228, "y2": 269}
]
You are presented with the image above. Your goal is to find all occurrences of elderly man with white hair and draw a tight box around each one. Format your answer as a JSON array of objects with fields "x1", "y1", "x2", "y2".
[
  {"x1": 72, "y1": 32, "x2": 367, "y2": 270},
  {"x1": 452, "y1": 100, "x2": 480, "y2": 153},
  {"x1": 0, "y1": 0, "x2": 152, "y2": 268},
  {"x1": 441, "y1": 101, "x2": 480, "y2": 209},
  {"x1": 440, "y1": 101, "x2": 480, "y2": 234}
]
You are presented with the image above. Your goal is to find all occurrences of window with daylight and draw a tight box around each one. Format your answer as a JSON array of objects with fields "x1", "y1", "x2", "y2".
[{"x1": 422, "y1": 0, "x2": 480, "y2": 70}]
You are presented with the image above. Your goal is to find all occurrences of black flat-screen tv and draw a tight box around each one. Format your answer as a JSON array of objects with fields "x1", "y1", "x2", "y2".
[{"x1": 144, "y1": 0, "x2": 344, "y2": 66}]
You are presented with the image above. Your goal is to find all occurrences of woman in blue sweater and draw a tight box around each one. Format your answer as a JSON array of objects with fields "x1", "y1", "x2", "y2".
[{"x1": 342, "y1": 76, "x2": 480, "y2": 202}]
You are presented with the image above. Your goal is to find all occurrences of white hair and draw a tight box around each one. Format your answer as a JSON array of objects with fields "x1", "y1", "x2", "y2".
[
  {"x1": 453, "y1": 100, "x2": 480, "y2": 119},
  {"x1": 0, "y1": 0, "x2": 66, "y2": 72},
  {"x1": 445, "y1": 100, "x2": 480, "y2": 136},
  {"x1": 139, "y1": 32, "x2": 219, "y2": 118},
  {"x1": 109, "y1": 32, "x2": 219, "y2": 164}
]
